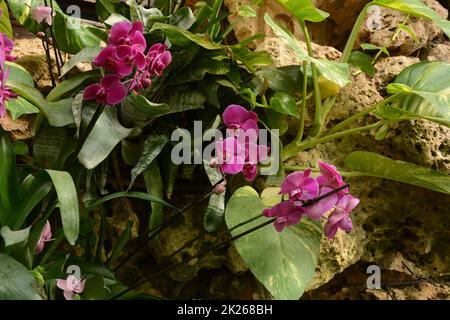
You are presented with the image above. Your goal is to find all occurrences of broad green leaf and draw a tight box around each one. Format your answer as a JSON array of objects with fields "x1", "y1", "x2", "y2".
[
  {"x1": 129, "y1": 134, "x2": 169, "y2": 189},
  {"x1": 96, "y1": 0, "x2": 129, "y2": 22},
  {"x1": 0, "y1": 226, "x2": 30, "y2": 247},
  {"x1": 0, "y1": 1, "x2": 13, "y2": 38},
  {"x1": 270, "y1": 92, "x2": 300, "y2": 118},
  {"x1": 170, "y1": 55, "x2": 230, "y2": 85},
  {"x1": 0, "y1": 128, "x2": 21, "y2": 226},
  {"x1": 345, "y1": 151, "x2": 450, "y2": 195},
  {"x1": 6, "y1": 62, "x2": 35, "y2": 87},
  {"x1": 0, "y1": 254, "x2": 44, "y2": 300},
  {"x1": 6, "y1": 97, "x2": 39, "y2": 120},
  {"x1": 61, "y1": 47, "x2": 102, "y2": 77},
  {"x1": 46, "y1": 70, "x2": 100, "y2": 102},
  {"x1": 121, "y1": 94, "x2": 171, "y2": 127},
  {"x1": 7, "y1": 81, "x2": 74, "y2": 127},
  {"x1": 78, "y1": 107, "x2": 132, "y2": 169},
  {"x1": 45, "y1": 170, "x2": 80, "y2": 245},
  {"x1": 8, "y1": 0, "x2": 107, "y2": 54},
  {"x1": 160, "y1": 87, "x2": 206, "y2": 113},
  {"x1": 225, "y1": 187, "x2": 322, "y2": 300},
  {"x1": 386, "y1": 61, "x2": 450, "y2": 127},
  {"x1": 276, "y1": 0, "x2": 329, "y2": 22},
  {"x1": 150, "y1": 22, "x2": 223, "y2": 50},
  {"x1": 169, "y1": 7, "x2": 196, "y2": 30},
  {"x1": 143, "y1": 163, "x2": 165, "y2": 234},
  {"x1": 371, "y1": 0, "x2": 450, "y2": 38},
  {"x1": 349, "y1": 51, "x2": 376, "y2": 76},
  {"x1": 230, "y1": 45, "x2": 273, "y2": 73},
  {"x1": 256, "y1": 68, "x2": 298, "y2": 94}
]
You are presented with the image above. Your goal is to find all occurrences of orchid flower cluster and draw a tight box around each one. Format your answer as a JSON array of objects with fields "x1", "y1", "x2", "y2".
[
  {"x1": 84, "y1": 21, "x2": 172, "y2": 106},
  {"x1": 0, "y1": 31, "x2": 17, "y2": 118},
  {"x1": 264, "y1": 162, "x2": 360, "y2": 239},
  {"x1": 211, "y1": 105, "x2": 269, "y2": 182}
]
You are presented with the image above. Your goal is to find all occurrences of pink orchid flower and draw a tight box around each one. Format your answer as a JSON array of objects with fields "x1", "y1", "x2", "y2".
[
  {"x1": 324, "y1": 195, "x2": 359, "y2": 239},
  {"x1": 147, "y1": 43, "x2": 172, "y2": 76},
  {"x1": 93, "y1": 46, "x2": 120, "y2": 74},
  {"x1": 280, "y1": 170, "x2": 319, "y2": 201},
  {"x1": 83, "y1": 75, "x2": 127, "y2": 105},
  {"x1": 263, "y1": 201, "x2": 306, "y2": 232},
  {"x1": 35, "y1": 220, "x2": 53, "y2": 255},
  {"x1": 223, "y1": 105, "x2": 259, "y2": 137},
  {"x1": 114, "y1": 45, "x2": 147, "y2": 77},
  {"x1": 302, "y1": 187, "x2": 338, "y2": 220},
  {"x1": 241, "y1": 143, "x2": 269, "y2": 181},
  {"x1": 32, "y1": 6, "x2": 55, "y2": 26},
  {"x1": 317, "y1": 162, "x2": 348, "y2": 195},
  {"x1": 56, "y1": 275, "x2": 86, "y2": 300},
  {"x1": 1, "y1": 34, "x2": 16, "y2": 61},
  {"x1": 0, "y1": 36, "x2": 16, "y2": 118},
  {"x1": 214, "y1": 137, "x2": 246, "y2": 175},
  {"x1": 108, "y1": 21, "x2": 146, "y2": 52}
]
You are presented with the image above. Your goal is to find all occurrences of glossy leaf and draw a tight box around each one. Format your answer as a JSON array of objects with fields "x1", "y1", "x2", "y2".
[
  {"x1": 129, "y1": 134, "x2": 169, "y2": 189},
  {"x1": 0, "y1": 226, "x2": 30, "y2": 247},
  {"x1": 6, "y1": 97, "x2": 40, "y2": 120},
  {"x1": 345, "y1": 151, "x2": 450, "y2": 195},
  {"x1": 45, "y1": 170, "x2": 80, "y2": 245},
  {"x1": 276, "y1": 0, "x2": 329, "y2": 22},
  {"x1": 225, "y1": 187, "x2": 322, "y2": 300},
  {"x1": 60, "y1": 47, "x2": 102, "y2": 77},
  {"x1": 385, "y1": 61, "x2": 450, "y2": 127},
  {"x1": 270, "y1": 92, "x2": 300, "y2": 118},
  {"x1": 0, "y1": 254, "x2": 44, "y2": 300},
  {"x1": 0, "y1": 1, "x2": 12, "y2": 38},
  {"x1": 78, "y1": 107, "x2": 132, "y2": 169},
  {"x1": 349, "y1": 51, "x2": 376, "y2": 76},
  {"x1": 143, "y1": 163, "x2": 165, "y2": 233},
  {"x1": 46, "y1": 70, "x2": 100, "y2": 102}
]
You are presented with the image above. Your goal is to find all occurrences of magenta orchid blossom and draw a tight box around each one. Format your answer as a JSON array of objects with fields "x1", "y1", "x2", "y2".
[
  {"x1": 324, "y1": 195, "x2": 359, "y2": 239},
  {"x1": 280, "y1": 170, "x2": 319, "y2": 201},
  {"x1": 223, "y1": 104, "x2": 259, "y2": 137},
  {"x1": 85, "y1": 21, "x2": 172, "y2": 106},
  {"x1": 263, "y1": 201, "x2": 306, "y2": 232},
  {"x1": 214, "y1": 137, "x2": 246, "y2": 175},
  {"x1": 0, "y1": 34, "x2": 16, "y2": 118},
  {"x1": 84, "y1": 75, "x2": 127, "y2": 105},
  {"x1": 32, "y1": 6, "x2": 55, "y2": 26},
  {"x1": 35, "y1": 220, "x2": 53, "y2": 255},
  {"x1": 56, "y1": 275, "x2": 86, "y2": 300},
  {"x1": 263, "y1": 163, "x2": 359, "y2": 238}
]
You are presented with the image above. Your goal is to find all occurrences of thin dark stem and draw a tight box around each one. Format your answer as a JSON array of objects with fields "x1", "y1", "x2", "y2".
[
  {"x1": 42, "y1": 37, "x2": 56, "y2": 87},
  {"x1": 49, "y1": 0, "x2": 64, "y2": 71}
]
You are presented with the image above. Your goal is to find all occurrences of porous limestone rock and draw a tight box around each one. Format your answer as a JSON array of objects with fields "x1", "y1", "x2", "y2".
[
  {"x1": 372, "y1": 56, "x2": 420, "y2": 92},
  {"x1": 357, "y1": 0, "x2": 448, "y2": 56},
  {"x1": 427, "y1": 41, "x2": 450, "y2": 63},
  {"x1": 15, "y1": 54, "x2": 58, "y2": 94}
]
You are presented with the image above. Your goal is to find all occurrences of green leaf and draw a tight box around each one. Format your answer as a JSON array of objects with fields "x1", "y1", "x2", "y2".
[
  {"x1": 230, "y1": 44, "x2": 273, "y2": 73},
  {"x1": 0, "y1": 254, "x2": 44, "y2": 300},
  {"x1": 129, "y1": 134, "x2": 169, "y2": 190},
  {"x1": 0, "y1": 1, "x2": 13, "y2": 38},
  {"x1": 107, "y1": 221, "x2": 133, "y2": 267},
  {"x1": 12, "y1": 141, "x2": 29, "y2": 156},
  {"x1": 276, "y1": 0, "x2": 329, "y2": 22},
  {"x1": 85, "y1": 191, "x2": 176, "y2": 213},
  {"x1": 150, "y1": 22, "x2": 223, "y2": 50},
  {"x1": 46, "y1": 70, "x2": 100, "y2": 102},
  {"x1": 6, "y1": 97, "x2": 40, "y2": 120},
  {"x1": 45, "y1": 170, "x2": 80, "y2": 245},
  {"x1": 270, "y1": 92, "x2": 300, "y2": 118},
  {"x1": 225, "y1": 187, "x2": 322, "y2": 300},
  {"x1": 78, "y1": 107, "x2": 132, "y2": 169},
  {"x1": 7, "y1": 81, "x2": 75, "y2": 127},
  {"x1": 6, "y1": 62, "x2": 35, "y2": 87},
  {"x1": 160, "y1": 87, "x2": 206, "y2": 113},
  {"x1": 121, "y1": 94, "x2": 171, "y2": 127},
  {"x1": 0, "y1": 226, "x2": 30, "y2": 247},
  {"x1": 349, "y1": 51, "x2": 376, "y2": 76},
  {"x1": 371, "y1": 0, "x2": 450, "y2": 38},
  {"x1": 256, "y1": 68, "x2": 298, "y2": 94},
  {"x1": 61, "y1": 47, "x2": 102, "y2": 77},
  {"x1": 0, "y1": 128, "x2": 21, "y2": 226},
  {"x1": 385, "y1": 61, "x2": 450, "y2": 126},
  {"x1": 129, "y1": 0, "x2": 165, "y2": 30},
  {"x1": 264, "y1": 14, "x2": 350, "y2": 87},
  {"x1": 170, "y1": 55, "x2": 230, "y2": 85},
  {"x1": 361, "y1": 43, "x2": 390, "y2": 56},
  {"x1": 143, "y1": 163, "x2": 165, "y2": 234},
  {"x1": 8, "y1": 0, "x2": 107, "y2": 54},
  {"x1": 345, "y1": 151, "x2": 450, "y2": 195},
  {"x1": 239, "y1": 5, "x2": 257, "y2": 18}
]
